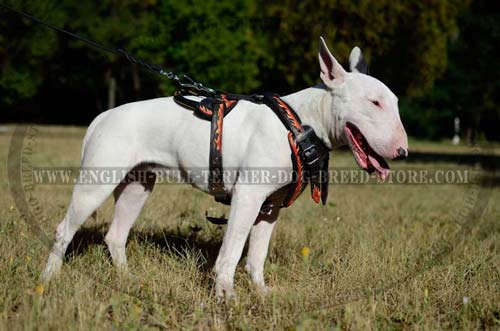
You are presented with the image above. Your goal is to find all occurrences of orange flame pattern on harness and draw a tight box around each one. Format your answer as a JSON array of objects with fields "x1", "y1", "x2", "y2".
[
  {"x1": 221, "y1": 95, "x2": 237, "y2": 109},
  {"x1": 311, "y1": 185, "x2": 321, "y2": 203},
  {"x1": 285, "y1": 131, "x2": 304, "y2": 206},
  {"x1": 214, "y1": 103, "x2": 224, "y2": 151},
  {"x1": 199, "y1": 105, "x2": 212, "y2": 116},
  {"x1": 274, "y1": 96, "x2": 302, "y2": 132}
]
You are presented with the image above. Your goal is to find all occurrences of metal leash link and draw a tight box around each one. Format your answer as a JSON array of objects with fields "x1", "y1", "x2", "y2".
[{"x1": 176, "y1": 75, "x2": 217, "y2": 95}]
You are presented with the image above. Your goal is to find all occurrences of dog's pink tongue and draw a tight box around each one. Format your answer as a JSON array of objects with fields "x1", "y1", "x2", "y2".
[{"x1": 368, "y1": 155, "x2": 390, "y2": 181}]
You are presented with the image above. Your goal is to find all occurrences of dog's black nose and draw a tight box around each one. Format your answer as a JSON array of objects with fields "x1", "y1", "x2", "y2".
[{"x1": 395, "y1": 147, "x2": 407, "y2": 160}]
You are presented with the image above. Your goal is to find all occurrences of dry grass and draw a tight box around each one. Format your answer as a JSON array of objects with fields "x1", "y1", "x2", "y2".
[{"x1": 1, "y1": 125, "x2": 499, "y2": 330}]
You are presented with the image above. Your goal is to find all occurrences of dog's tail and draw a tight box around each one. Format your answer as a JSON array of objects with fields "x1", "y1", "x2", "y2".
[{"x1": 80, "y1": 111, "x2": 109, "y2": 161}]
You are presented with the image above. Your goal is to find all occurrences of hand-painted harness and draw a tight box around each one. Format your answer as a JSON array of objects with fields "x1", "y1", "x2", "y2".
[{"x1": 174, "y1": 89, "x2": 330, "y2": 220}]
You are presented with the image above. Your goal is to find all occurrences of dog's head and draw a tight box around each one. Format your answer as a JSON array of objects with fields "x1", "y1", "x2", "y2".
[{"x1": 318, "y1": 37, "x2": 408, "y2": 180}]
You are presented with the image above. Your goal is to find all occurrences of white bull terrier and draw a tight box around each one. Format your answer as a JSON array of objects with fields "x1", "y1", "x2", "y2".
[{"x1": 42, "y1": 37, "x2": 408, "y2": 298}]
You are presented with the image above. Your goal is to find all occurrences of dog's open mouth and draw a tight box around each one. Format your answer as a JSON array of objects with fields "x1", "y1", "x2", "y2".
[{"x1": 344, "y1": 122, "x2": 390, "y2": 180}]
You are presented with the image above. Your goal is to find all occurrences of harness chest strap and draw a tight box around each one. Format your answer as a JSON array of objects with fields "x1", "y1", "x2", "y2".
[{"x1": 261, "y1": 93, "x2": 330, "y2": 206}]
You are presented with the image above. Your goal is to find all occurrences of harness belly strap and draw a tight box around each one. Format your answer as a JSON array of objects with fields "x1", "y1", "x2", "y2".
[{"x1": 209, "y1": 101, "x2": 229, "y2": 203}]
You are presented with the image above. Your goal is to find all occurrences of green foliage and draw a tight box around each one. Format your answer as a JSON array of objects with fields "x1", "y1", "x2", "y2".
[
  {"x1": 0, "y1": 1, "x2": 64, "y2": 106},
  {"x1": 405, "y1": 0, "x2": 500, "y2": 141},
  {"x1": 259, "y1": 0, "x2": 467, "y2": 97},
  {"x1": 155, "y1": 0, "x2": 264, "y2": 94},
  {"x1": 0, "y1": 0, "x2": 498, "y2": 140}
]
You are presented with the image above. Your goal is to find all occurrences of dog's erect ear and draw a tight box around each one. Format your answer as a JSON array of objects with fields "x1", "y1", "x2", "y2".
[
  {"x1": 319, "y1": 36, "x2": 346, "y2": 87},
  {"x1": 349, "y1": 46, "x2": 369, "y2": 74}
]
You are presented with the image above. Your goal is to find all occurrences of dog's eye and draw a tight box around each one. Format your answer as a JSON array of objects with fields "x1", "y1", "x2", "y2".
[{"x1": 371, "y1": 100, "x2": 381, "y2": 107}]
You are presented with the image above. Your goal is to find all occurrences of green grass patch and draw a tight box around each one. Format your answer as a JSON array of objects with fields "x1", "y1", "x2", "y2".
[{"x1": 1, "y1": 125, "x2": 499, "y2": 330}]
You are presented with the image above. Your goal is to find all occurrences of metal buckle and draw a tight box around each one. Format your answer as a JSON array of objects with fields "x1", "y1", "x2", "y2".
[
  {"x1": 302, "y1": 145, "x2": 319, "y2": 165},
  {"x1": 296, "y1": 126, "x2": 313, "y2": 142},
  {"x1": 296, "y1": 126, "x2": 320, "y2": 165}
]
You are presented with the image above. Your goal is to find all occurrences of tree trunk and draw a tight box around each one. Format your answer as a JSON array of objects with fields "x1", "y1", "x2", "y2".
[
  {"x1": 132, "y1": 65, "x2": 141, "y2": 100},
  {"x1": 106, "y1": 69, "x2": 117, "y2": 110}
]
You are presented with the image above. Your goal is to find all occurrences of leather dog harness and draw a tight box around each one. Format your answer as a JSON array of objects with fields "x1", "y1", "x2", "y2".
[{"x1": 174, "y1": 89, "x2": 330, "y2": 219}]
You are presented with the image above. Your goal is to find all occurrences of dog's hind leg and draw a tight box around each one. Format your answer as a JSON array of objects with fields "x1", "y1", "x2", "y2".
[
  {"x1": 41, "y1": 181, "x2": 121, "y2": 281},
  {"x1": 42, "y1": 130, "x2": 137, "y2": 281},
  {"x1": 105, "y1": 169, "x2": 156, "y2": 271}
]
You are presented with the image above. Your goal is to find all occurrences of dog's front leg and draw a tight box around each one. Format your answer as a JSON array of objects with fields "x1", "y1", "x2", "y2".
[
  {"x1": 245, "y1": 206, "x2": 279, "y2": 293},
  {"x1": 214, "y1": 184, "x2": 268, "y2": 299}
]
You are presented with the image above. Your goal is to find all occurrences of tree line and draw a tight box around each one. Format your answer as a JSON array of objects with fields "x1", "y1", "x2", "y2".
[{"x1": 1, "y1": 0, "x2": 498, "y2": 141}]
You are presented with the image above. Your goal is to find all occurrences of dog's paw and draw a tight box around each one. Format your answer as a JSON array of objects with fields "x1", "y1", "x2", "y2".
[
  {"x1": 215, "y1": 280, "x2": 236, "y2": 302},
  {"x1": 115, "y1": 266, "x2": 142, "y2": 283},
  {"x1": 256, "y1": 284, "x2": 272, "y2": 296},
  {"x1": 41, "y1": 253, "x2": 63, "y2": 283}
]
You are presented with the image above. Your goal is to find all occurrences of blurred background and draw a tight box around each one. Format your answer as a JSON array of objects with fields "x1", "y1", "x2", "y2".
[{"x1": 0, "y1": 0, "x2": 498, "y2": 143}]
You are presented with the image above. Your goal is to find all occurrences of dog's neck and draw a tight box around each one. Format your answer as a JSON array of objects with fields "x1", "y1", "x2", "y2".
[{"x1": 282, "y1": 84, "x2": 343, "y2": 149}]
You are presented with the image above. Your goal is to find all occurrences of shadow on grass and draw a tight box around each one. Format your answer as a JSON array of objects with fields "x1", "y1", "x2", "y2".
[
  {"x1": 66, "y1": 224, "x2": 222, "y2": 272},
  {"x1": 66, "y1": 224, "x2": 106, "y2": 259},
  {"x1": 405, "y1": 151, "x2": 499, "y2": 187},
  {"x1": 406, "y1": 151, "x2": 499, "y2": 171},
  {"x1": 132, "y1": 229, "x2": 223, "y2": 272}
]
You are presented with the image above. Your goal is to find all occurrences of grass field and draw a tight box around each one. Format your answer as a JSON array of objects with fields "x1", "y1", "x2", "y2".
[{"x1": 1, "y1": 125, "x2": 499, "y2": 330}]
